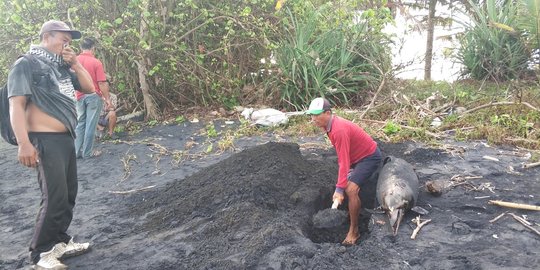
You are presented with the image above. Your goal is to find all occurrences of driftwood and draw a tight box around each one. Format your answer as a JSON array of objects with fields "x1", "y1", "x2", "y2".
[
  {"x1": 508, "y1": 213, "x2": 540, "y2": 237},
  {"x1": 117, "y1": 111, "x2": 145, "y2": 123},
  {"x1": 109, "y1": 185, "x2": 156, "y2": 195},
  {"x1": 489, "y1": 212, "x2": 507, "y2": 223},
  {"x1": 411, "y1": 216, "x2": 432, "y2": 240},
  {"x1": 488, "y1": 200, "x2": 540, "y2": 211},
  {"x1": 523, "y1": 161, "x2": 540, "y2": 169}
]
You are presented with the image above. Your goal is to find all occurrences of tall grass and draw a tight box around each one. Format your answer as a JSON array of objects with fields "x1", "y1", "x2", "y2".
[
  {"x1": 272, "y1": 5, "x2": 389, "y2": 110},
  {"x1": 456, "y1": 0, "x2": 530, "y2": 81}
]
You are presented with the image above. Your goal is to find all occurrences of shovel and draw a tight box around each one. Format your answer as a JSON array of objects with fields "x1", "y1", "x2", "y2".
[{"x1": 312, "y1": 199, "x2": 348, "y2": 229}]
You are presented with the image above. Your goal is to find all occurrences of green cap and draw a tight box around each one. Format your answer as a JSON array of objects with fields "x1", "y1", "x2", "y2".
[{"x1": 305, "y1": 97, "x2": 331, "y2": 115}]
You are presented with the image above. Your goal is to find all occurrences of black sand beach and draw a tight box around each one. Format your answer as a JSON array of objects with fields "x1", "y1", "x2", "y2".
[{"x1": 1, "y1": 119, "x2": 539, "y2": 269}]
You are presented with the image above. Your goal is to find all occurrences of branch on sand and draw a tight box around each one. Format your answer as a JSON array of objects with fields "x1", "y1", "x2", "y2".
[
  {"x1": 410, "y1": 216, "x2": 432, "y2": 240},
  {"x1": 488, "y1": 212, "x2": 540, "y2": 237},
  {"x1": 523, "y1": 161, "x2": 540, "y2": 169},
  {"x1": 109, "y1": 185, "x2": 156, "y2": 195},
  {"x1": 489, "y1": 212, "x2": 507, "y2": 223},
  {"x1": 508, "y1": 213, "x2": 540, "y2": 237},
  {"x1": 121, "y1": 153, "x2": 137, "y2": 182},
  {"x1": 488, "y1": 200, "x2": 540, "y2": 211}
]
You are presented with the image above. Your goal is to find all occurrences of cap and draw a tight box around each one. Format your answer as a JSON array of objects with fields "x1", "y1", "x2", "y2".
[
  {"x1": 39, "y1": 20, "x2": 82, "y2": 40},
  {"x1": 305, "y1": 97, "x2": 332, "y2": 115}
]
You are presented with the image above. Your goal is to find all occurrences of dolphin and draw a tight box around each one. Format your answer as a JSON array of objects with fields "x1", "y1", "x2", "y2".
[{"x1": 376, "y1": 156, "x2": 419, "y2": 235}]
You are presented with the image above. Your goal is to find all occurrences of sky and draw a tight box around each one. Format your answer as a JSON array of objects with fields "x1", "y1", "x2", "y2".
[{"x1": 384, "y1": 2, "x2": 468, "y2": 82}]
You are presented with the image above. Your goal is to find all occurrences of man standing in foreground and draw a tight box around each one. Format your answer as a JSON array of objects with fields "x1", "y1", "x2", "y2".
[
  {"x1": 306, "y1": 97, "x2": 382, "y2": 245},
  {"x1": 8, "y1": 20, "x2": 94, "y2": 269},
  {"x1": 75, "y1": 37, "x2": 112, "y2": 158}
]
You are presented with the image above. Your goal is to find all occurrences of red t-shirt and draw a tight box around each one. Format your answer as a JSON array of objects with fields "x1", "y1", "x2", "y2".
[
  {"x1": 75, "y1": 51, "x2": 106, "y2": 100},
  {"x1": 327, "y1": 116, "x2": 377, "y2": 190}
]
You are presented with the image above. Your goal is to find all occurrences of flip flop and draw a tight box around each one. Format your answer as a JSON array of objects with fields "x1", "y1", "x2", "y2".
[{"x1": 341, "y1": 234, "x2": 360, "y2": 246}]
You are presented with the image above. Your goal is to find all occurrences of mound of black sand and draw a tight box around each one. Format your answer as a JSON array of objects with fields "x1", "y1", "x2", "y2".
[{"x1": 130, "y1": 142, "x2": 348, "y2": 268}]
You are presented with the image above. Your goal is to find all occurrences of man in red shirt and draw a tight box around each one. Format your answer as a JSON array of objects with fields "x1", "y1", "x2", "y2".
[
  {"x1": 74, "y1": 38, "x2": 112, "y2": 158},
  {"x1": 306, "y1": 97, "x2": 382, "y2": 245}
]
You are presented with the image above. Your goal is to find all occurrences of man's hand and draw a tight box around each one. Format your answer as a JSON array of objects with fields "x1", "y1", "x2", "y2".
[
  {"x1": 104, "y1": 98, "x2": 113, "y2": 111},
  {"x1": 18, "y1": 142, "x2": 39, "y2": 168},
  {"x1": 61, "y1": 46, "x2": 78, "y2": 66},
  {"x1": 333, "y1": 192, "x2": 345, "y2": 206}
]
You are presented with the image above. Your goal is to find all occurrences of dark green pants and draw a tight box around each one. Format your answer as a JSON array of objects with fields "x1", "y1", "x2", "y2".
[{"x1": 29, "y1": 132, "x2": 77, "y2": 264}]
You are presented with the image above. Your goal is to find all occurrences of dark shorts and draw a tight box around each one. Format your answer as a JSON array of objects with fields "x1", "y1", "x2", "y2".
[
  {"x1": 347, "y1": 147, "x2": 382, "y2": 187},
  {"x1": 98, "y1": 114, "x2": 109, "y2": 127}
]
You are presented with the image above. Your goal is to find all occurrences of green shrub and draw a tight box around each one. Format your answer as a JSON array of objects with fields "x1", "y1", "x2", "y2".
[
  {"x1": 457, "y1": 0, "x2": 530, "y2": 81},
  {"x1": 272, "y1": 2, "x2": 391, "y2": 110}
]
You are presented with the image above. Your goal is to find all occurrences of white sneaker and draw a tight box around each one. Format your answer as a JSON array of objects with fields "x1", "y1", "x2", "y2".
[
  {"x1": 51, "y1": 242, "x2": 67, "y2": 259},
  {"x1": 62, "y1": 238, "x2": 90, "y2": 258},
  {"x1": 32, "y1": 246, "x2": 67, "y2": 270}
]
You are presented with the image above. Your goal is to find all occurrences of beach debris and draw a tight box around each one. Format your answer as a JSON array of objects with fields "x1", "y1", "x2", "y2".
[
  {"x1": 441, "y1": 144, "x2": 466, "y2": 157},
  {"x1": 488, "y1": 211, "x2": 540, "y2": 236},
  {"x1": 482, "y1": 155, "x2": 499, "y2": 162},
  {"x1": 508, "y1": 213, "x2": 540, "y2": 237},
  {"x1": 410, "y1": 216, "x2": 432, "y2": 240},
  {"x1": 449, "y1": 175, "x2": 494, "y2": 192},
  {"x1": 489, "y1": 212, "x2": 507, "y2": 223},
  {"x1": 411, "y1": 206, "x2": 429, "y2": 215},
  {"x1": 506, "y1": 165, "x2": 522, "y2": 175},
  {"x1": 241, "y1": 107, "x2": 289, "y2": 127},
  {"x1": 451, "y1": 174, "x2": 483, "y2": 184},
  {"x1": 430, "y1": 117, "x2": 442, "y2": 128},
  {"x1": 109, "y1": 185, "x2": 156, "y2": 195},
  {"x1": 523, "y1": 161, "x2": 540, "y2": 169},
  {"x1": 488, "y1": 200, "x2": 540, "y2": 211},
  {"x1": 117, "y1": 110, "x2": 144, "y2": 123},
  {"x1": 375, "y1": 219, "x2": 386, "y2": 225},
  {"x1": 121, "y1": 153, "x2": 137, "y2": 181},
  {"x1": 425, "y1": 179, "x2": 451, "y2": 196}
]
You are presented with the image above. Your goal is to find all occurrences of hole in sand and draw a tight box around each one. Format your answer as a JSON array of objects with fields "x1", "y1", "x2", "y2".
[{"x1": 304, "y1": 190, "x2": 372, "y2": 244}]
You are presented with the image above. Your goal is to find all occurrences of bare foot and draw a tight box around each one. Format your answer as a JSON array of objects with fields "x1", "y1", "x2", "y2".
[{"x1": 342, "y1": 232, "x2": 360, "y2": 246}]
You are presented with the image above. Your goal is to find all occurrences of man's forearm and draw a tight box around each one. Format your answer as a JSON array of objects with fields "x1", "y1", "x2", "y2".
[
  {"x1": 71, "y1": 63, "x2": 95, "y2": 94},
  {"x1": 98, "y1": 81, "x2": 110, "y2": 100},
  {"x1": 9, "y1": 97, "x2": 31, "y2": 145}
]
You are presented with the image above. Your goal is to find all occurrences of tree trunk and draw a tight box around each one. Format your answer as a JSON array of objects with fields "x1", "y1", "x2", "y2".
[
  {"x1": 136, "y1": 0, "x2": 160, "y2": 120},
  {"x1": 136, "y1": 57, "x2": 159, "y2": 120},
  {"x1": 424, "y1": 0, "x2": 437, "y2": 81}
]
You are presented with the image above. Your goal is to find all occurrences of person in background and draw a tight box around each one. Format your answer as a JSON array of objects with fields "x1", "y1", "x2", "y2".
[
  {"x1": 74, "y1": 37, "x2": 111, "y2": 158},
  {"x1": 8, "y1": 20, "x2": 93, "y2": 269},
  {"x1": 97, "y1": 90, "x2": 118, "y2": 140},
  {"x1": 305, "y1": 97, "x2": 382, "y2": 245}
]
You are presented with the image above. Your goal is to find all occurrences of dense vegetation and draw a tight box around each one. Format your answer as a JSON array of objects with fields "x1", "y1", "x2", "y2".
[
  {"x1": 0, "y1": 0, "x2": 391, "y2": 118},
  {"x1": 0, "y1": 0, "x2": 538, "y2": 149}
]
